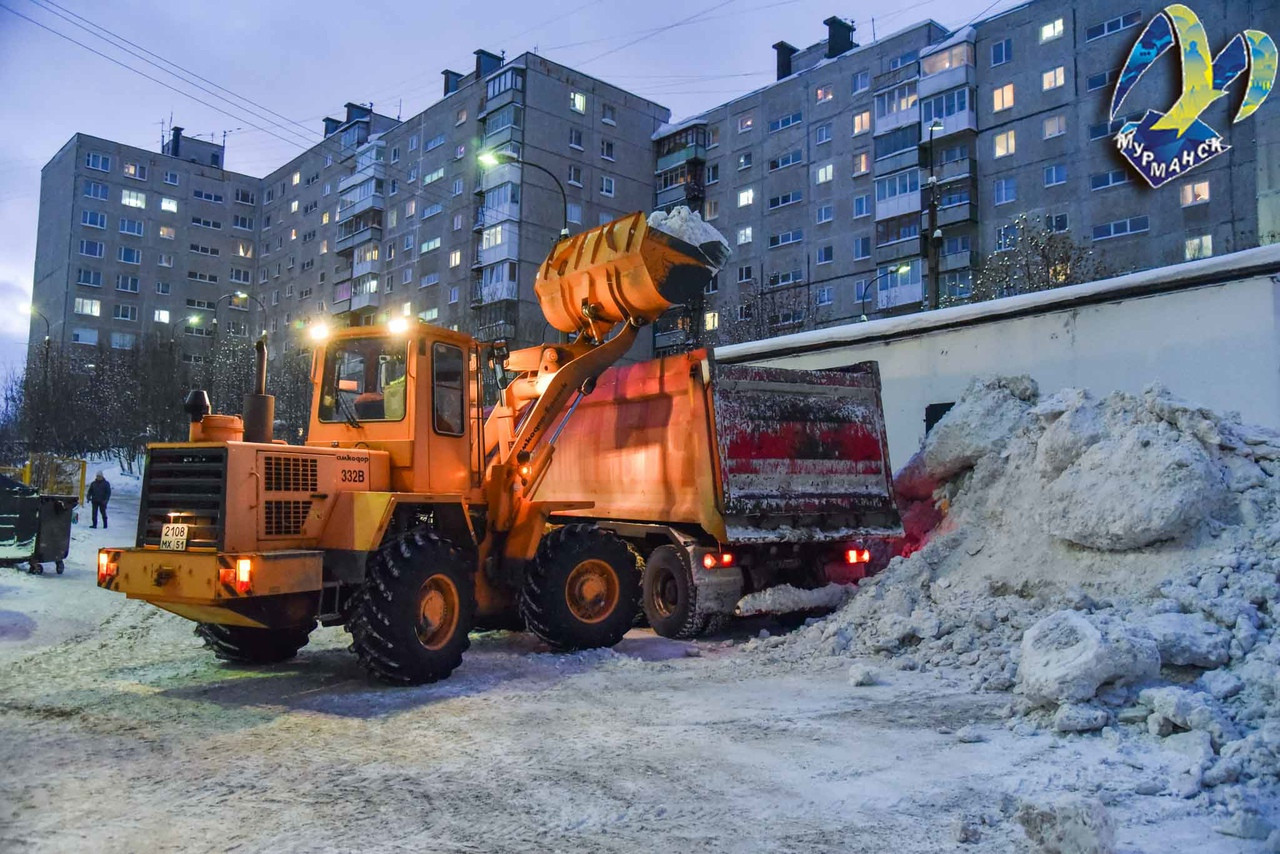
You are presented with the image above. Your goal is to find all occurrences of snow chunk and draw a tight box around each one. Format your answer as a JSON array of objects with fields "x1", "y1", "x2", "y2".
[
  {"x1": 1018, "y1": 611, "x2": 1159, "y2": 705},
  {"x1": 918, "y1": 375, "x2": 1037, "y2": 481},
  {"x1": 1142, "y1": 612, "x2": 1231, "y2": 668},
  {"x1": 735, "y1": 583, "x2": 852, "y2": 617},
  {"x1": 1016, "y1": 796, "x2": 1116, "y2": 854},
  {"x1": 647, "y1": 206, "x2": 729, "y2": 255}
]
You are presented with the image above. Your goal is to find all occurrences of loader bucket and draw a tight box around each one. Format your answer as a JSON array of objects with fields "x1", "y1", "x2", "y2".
[{"x1": 535, "y1": 211, "x2": 729, "y2": 336}]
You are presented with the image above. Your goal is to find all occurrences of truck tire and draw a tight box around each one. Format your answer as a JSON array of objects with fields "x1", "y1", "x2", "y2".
[
  {"x1": 642, "y1": 545, "x2": 709, "y2": 639},
  {"x1": 349, "y1": 530, "x2": 475, "y2": 685},
  {"x1": 195, "y1": 621, "x2": 315, "y2": 664},
  {"x1": 520, "y1": 524, "x2": 639, "y2": 650}
]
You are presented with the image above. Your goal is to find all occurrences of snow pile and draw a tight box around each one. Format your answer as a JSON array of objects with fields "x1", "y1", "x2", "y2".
[
  {"x1": 647, "y1": 206, "x2": 729, "y2": 253},
  {"x1": 754, "y1": 376, "x2": 1280, "y2": 806}
]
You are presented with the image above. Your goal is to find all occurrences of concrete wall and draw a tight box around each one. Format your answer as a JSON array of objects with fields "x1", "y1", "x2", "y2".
[{"x1": 720, "y1": 248, "x2": 1280, "y2": 470}]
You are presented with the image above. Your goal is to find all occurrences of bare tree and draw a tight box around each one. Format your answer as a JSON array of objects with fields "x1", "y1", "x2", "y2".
[
  {"x1": 959, "y1": 213, "x2": 1112, "y2": 306},
  {"x1": 271, "y1": 349, "x2": 314, "y2": 444}
]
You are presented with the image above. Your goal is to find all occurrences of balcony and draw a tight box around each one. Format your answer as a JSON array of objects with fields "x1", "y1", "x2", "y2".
[
  {"x1": 874, "y1": 148, "x2": 922, "y2": 175},
  {"x1": 875, "y1": 104, "x2": 920, "y2": 135},
  {"x1": 339, "y1": 162, "x2": 385, "y2": 194},
  {"x1": 877, "y1": 280, "x2": 923, "y2": 311},
  {"x1": 482, "y1": 124, "x2": 521, "y2": 152},
  {"x1": 936, "y1": 157, "x2": 975, "y2": 183},
  {"x1": 937, "y1": 202, "x2": 977, "y2": 227},
  {"x1": 656, "y1": 143, "x2": 707, "y2": 174},
  {"x1": 478, "y1": 85, "x2": 522, "y2": 118},
  {"x1": 353, "y1": 257, "x2": 380, "y2": 278},
  {"x1": 475, "y1": 320, "x2": 517, "y2": 342},
  {"x1": 873, "y1": 62, "x2": 919, "y2": 92},
  {"x1": 336, "y1": 192, "x2": 384, "y2": 223},
  {"x1": 334, "y1": 224, "x2": 382, "y2": 255},
  {"x1": 474, "y1": 237, "x2": 519, "y2": 269},
  {"x1": 654, "y1": 328, "x2": 690, "y2": 352},
  {"x1": 925, "y1": 109, "x2": 978, "y2": 139},
  {"x1": 940, "y1": 250, "x2": 976, "y2": 272},
  {"x1": 918, "y1": 63, "x2": 976, "y2": 98},
  {"x1": 875, "y1": 190, "x2": 921, "y2": 222},
  {"x1": 875, "y1": 236, "x2": 921, "y2": 264},
  {"x1": 471, "y1": 280, "x2": 518, "y2": 305}
]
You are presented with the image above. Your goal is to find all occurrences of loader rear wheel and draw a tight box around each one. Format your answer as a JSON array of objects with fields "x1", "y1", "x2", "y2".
[
  {"x1": 642, "y1": 545, "x2": 710, "y2": 639},
  {"x1": 349, "y1": 530, "x2": 475, "y2": 685},
  {"x1": 520, "y1": 524, "x2": 639, "y2": 650},
  {"x1": 195, "y1": 621, "x2": 315, "y2": 664}
]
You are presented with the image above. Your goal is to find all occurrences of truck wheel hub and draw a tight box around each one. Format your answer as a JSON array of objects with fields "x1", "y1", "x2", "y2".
[
  {"x1": 416, "y1": 576, "x2": 460, "y2": 650},
  {"x1": 565, "y1": 559, "x2": 619, "y2": 624}
]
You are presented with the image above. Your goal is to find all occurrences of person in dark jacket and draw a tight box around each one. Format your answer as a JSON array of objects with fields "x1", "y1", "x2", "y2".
[{"x1": 87, "y1": 472, "x2": 111, "y2": 529}]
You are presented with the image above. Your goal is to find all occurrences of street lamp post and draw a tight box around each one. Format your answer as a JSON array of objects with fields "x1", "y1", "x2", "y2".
[
  {"x1": 924, "y1": 119, "x2": 945, "y2": 311},
  {"x1": 20, "y1": 304, "x2": 51, "y2": 384},
  {"x1": 479, "y1": 150, "x2": 570, "y2": 240},
  {"x1": 209, "y1": 291, "x2": 269, "y2": 339},
  {"x1": 859, "y1": 263, "x2": 914, "y2": 322}
]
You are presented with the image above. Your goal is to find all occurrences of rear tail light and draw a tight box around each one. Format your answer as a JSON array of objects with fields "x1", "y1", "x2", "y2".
[
  {"x1": 220, "y1": 558, "x2": 254, "y2": 594},
  {"x1": 96, "y1": 551, "x2": 118, "y2": 584},
  {"x1": 845, "y1": 548, "x2": 871, "y2": 565},
  {"x1": 702, "y1": 552, "x2": 735, "y2": 569}
]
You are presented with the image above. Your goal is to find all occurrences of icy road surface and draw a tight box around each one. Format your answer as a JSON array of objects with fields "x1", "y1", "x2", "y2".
[{"x1": 0, "y1": 491, "x2": 1258, "y2": 852}]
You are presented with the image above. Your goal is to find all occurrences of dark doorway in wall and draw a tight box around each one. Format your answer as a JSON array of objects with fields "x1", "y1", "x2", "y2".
[{"x1": 924, "y1": 402, "x2": 955, "y2": 434}]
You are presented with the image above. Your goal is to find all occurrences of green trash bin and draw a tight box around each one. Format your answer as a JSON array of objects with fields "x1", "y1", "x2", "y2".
[
  {"x1": 0, "y1": 474, "x2": 39, "y2": 570},
  {"x1": 32, "y1": 494, "x2": 77, "y2": 575}
]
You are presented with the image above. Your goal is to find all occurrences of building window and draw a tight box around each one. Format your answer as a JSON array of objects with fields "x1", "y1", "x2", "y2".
[
  {"x1": 112, "y1": 304, "x2": 138, "y2": 322},
  {"x1": 157, "y1": 253, "x2": 173, "y2": 267},
  {"x1": 815, "y1": 163, "x2": 833, "y2": 184},
  {"x1": 815, "y1": 124, "x2": 832, "y2": 145},
  {"x1": 817, "y1": 204, "x2": 833, "y2": 224},
  {"x1": 768, "y1": 149, "x2": 803, "y2": 171},
  {"x1": 119, "y1": 217, "x2": 144, "y2": 236},
  {"x1": 567, "y1": 165, "x2": 583, "y2": 186},
  {"x1": 768, "y1": 229, "x2": 803, "y2": 248},
  {"x1": 1046, "y1": 213, "x2": 1069, "y2": 233},
  {"x1": 451, "y1": 178, "x2": 464, "y2": 196},
  {"x1": 569, "y1": 127, "x2": 583, "y2": 149},
  {"x1": 1181, "y1": 180, "x2": 1210, "y2": 207},
  {"x1": 994, "y1": 130, "x2": 1015, "y2": 158},
  {"x1": 1042, "y1": 67, "x2": 1066, "y2": 92},
  {"x1": 853, "y1": 110, "x2": 871, "y2": 135},
  {"x1": 424, "y1": 166, "x2": 444, "y2": 184},
  {"x1": 121, "y1": 162, "x2": 146, "y2": 181},
  {"x1": 448, "y1": 249, "x2": 462, "y2": 268},
  {"x1": 736, "y1": 227, "x2": 752, "y2": 245},
  {"x1": 920, "y1": 88, "x2": 968, "y2": 123},
  {"x1": 163, "y1": 171, "x2": 179, "y2": 185},
  {"x1": 737, "y1": 265, "x2": 753, "y2": 283},
  {"x1": 991, "y1": 38, "x2": 1012, "y2": 67},
  {"x1": 767, "y1": 190, "x2": 803, "y2": 209},
  {"x1": 816, "y1": 286, "x2": 834, "y2": 307},
  {"x1": 110, "y1": 332, "x2": 135, "y2": 350},
  {"x1": 1040, "y1": 18, "x2": 1064, "y2": 42},
  {"x1": 737, "y1": 152, "x2": 753, "y2": 170},
  {"x1": 161, "y1": 197, "x2": 177, "y2": 213},
  {"x1": 852, "y1": 152, "x2": 869, "y2": 175},
  {"x1": 1087, "y1": 69, "x2": 1118, "y2": 92},
  {"x1": 874, "y1": 82, "x2": 918, "y2": 119},
  {"x1": 853, "y1": 236, "x2": 871, "y2": 259},
  {"x1": 703, "y1": 199, "x2": 719, "y2": 221},
  {"x1": 704, "y1": 311, "x2": 720, "y2": 331},
  {"x1": 115, "y1": 274, "x2": 140, "y2": 292},
  {"x1": 600, "y1": 140, "x2": 615, "y2": 161},
  {"x1": 81, "y1": 210, "x2": 106, "y2": 229},
  {"x1": 852, "y1": 70, "x2": 869, "y2": 93},
  {"x1": 73, "y1": 297, "x2": 100, "y2": 316},
  {"x1": 155, "y1": 280, "x2": 170, "y2": 294},
  {"x1": 816, "y1": 245, "x2": 833, "y2": 264},
  {"x1": 1185, "y1": 234, "x2": 1213, "y2": 260},
  {"x1": 706, "y1": 163, "x2": 719, "y2": 183},
  {"x1": 85, "y1": 151, "x2": 111, "y2": 172},
  {"x1": 118, "y1": 247, "x2": 141, "y2": 265},
  {"x1": 738, "y1": 188, "x2": 754, "y2": 207},
  {"x1": 1043, "y1": 115, "x2": 1067, "y2": 138},
  {"x1": 737, "y1": 115, "x2": 754, "y2": 133},
  {"x1": 994, "y1": 177, "x2": 1017, "y2": 205},
  {"x1": 922, "y1": 43, "x2": 975, "y2": 76},
  {"x1": 1086, "y1": 11, "x2": 1141, "y2": 42},
  {"x1": 1091, "y1": 215, "x2": 1150, "y2": 241},
  {"x1": 568, "y1": 91, "x2": 587, "y2": 113},
  {"x1": 853, "y1": 194, "x2": 871, "y2": 218},
  {"x1": 121, "y1": 189, "x2": 146, "y2": 209},
  {"x1": 599, "y1": 176, "x2": 615, "y2": 197},
  {"x1": 76, "y1": 269, "x2": 102, "y2": 287},
  {"x1": 72, "y1": 328, "x2": 98, "y2": 345},
  {"x1": 996, "y1": 223, "x2": 1019, "y2": 252},
  {"x1": 993, "y1": 83, "x2": 1014, "y2": 112},
  {"x1": 83, "y1": 179, "x2": 109, "y2": 200},
  {"x1": 1044, "y1": 164, "x2": 1067, "y2": 186},
  {"x1": 768, "y1": 269, "x2": 803, "y2": 287},
  {"x1": 815, "y1": 84, "x2": 834, "y2": 103},
  {"x1": 1090, "y1": 168, "x2": 1130, "y2": 190},
  {"x1": 875, "y1": 169, "x2": 919, "y2": 202}
]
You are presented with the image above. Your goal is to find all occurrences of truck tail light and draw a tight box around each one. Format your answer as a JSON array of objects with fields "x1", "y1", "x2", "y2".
[
  {"x1": 97, "y1": 551, "x2": 117, "y2": 584},
  {"x1": 235, "y1": 558, "x2": 253, "y2": 594},
  {"x1": 702, "y1": 552, "x2": 734, "y2": 569},
  {"x1": 845, "y1": 548, "x2": 871, "y2": 565}
]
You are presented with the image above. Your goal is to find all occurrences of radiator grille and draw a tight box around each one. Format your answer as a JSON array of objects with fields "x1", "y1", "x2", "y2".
[
  {"x1": 263, "y1": 455, "x2": 318, "y2": 493},
  {"x1": 138, "y1": 447, "x2": 226, "y2": 549},
  {"x1": 264, "y1": 500, "x2": 312, "y2": 536}
]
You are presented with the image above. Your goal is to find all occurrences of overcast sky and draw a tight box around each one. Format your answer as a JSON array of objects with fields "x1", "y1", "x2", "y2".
[{"x1": 0, "y1": 0, "x2": 1010, "y2": 371}]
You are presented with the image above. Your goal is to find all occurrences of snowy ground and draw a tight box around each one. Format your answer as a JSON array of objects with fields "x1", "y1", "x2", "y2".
[{"x1": 0, "y1": 490, "x2": 1267, "y2": 852}]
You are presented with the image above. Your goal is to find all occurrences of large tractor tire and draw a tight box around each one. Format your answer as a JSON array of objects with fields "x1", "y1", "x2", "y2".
[
  {"x1": 349, "y1": 530, "x2": 476, "y2": 685},
  {"x1": 196, "y1": 621, "x2": 315, "y2": 664},
  {"x1": 642, "y1": 545, "x2": 710, "y2": 639},
  {"x1": 520, "y1": 524, "x2": 640, "y2": 650}
]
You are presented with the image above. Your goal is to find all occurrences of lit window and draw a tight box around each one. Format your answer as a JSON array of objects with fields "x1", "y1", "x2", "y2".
[
  {"x1": 154, "y1": 309, "x2": 170, "y2": 323},
  {"x1": 570, "y1": 91, "x2": 586, "y2": 113},
  {"x1": 122, "y1": 162, "x2": 147, "y2": 180},
  {"x1": 161, "y1": 197, "x2": 177, "y2": 213},
  {"x1": 738, "y1": 188, "x2": 754, "y2": 207},
  {"x1": 738, "y1": 115, "x2": 754, "y2": 133},
  {"x1": 852, "y1": 152, "x2": 869, "y2": 174},
  {"x1": 1043, "y1": 115, "x2": 1066, "y2": 138},
  {"x1": 449, "y1": 250, "x2": 462, "y2": 268},
  {"x1": 159, "y1": 225, "x2": 175, "y2": 240},
  {"x1": 815, "y1": 163, "x2": 833, "y2": 184},
  {"x1": 815, "y1": 84, "x2": 834, "y2": 103},
  {"x1": 73, "y1": 297, "x2": 100, "y2": 316},
  {"x1": 121, "y1": 189, "x2": 146, "y2": 209},
  {"x1": 703, "y1": 200, "x2": 718, "y2": 221},
  {"x1": 853, "y1": 111, "x2": 871, "y2": 135},
  {"x1": 993, "y1": 83, "x2": 1014, "y2": 112},
  {"x1": 1185, "y1": 234, "x2": 1213, "y2": 260},
  {"x1": 736, "y1": 227, "x2": 752, "y2": 245},
  {"x1": 704, "y1": 311, "x2": 720, "y2": 331},
  {"x1": 291, "y1": 171, "x2": 300, "y2": 186},
  {"x1": 290, "y1": 200, "x2": 299, "y2": 213},
  {"x1": 1042, "y1": 66, "x2": 1065, "y2": 91},
  {"x1": 994, "y1": 130, "x2": 1016, "y2": 158},
  {"x1": 456, "y1": 108, "x2": 467, "y2": 125},
  {"x1": 1040, "y1": 18, "x2": 1064, "y2": 42},
  {"x1": 1181, "y1": 180, "x2": 1210, "y2": 207}
]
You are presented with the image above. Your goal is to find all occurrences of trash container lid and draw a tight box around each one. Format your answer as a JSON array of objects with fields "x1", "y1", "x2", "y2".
[{"x1": 0, "y1": 474, "x2": 37, "y2": 496}]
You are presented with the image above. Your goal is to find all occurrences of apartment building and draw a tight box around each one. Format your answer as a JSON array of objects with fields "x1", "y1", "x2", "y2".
[
  {"x1": 32, "y1": 129, "x2": 264, "y2": 362},
  {"x1": 653, "y1": 0, "x2": 1279, "y2": 352},
  {"x1": 32, "y1": 52, "x2": 669, "y2": 368}
]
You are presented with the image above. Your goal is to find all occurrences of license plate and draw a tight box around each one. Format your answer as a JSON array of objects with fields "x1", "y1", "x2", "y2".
[{"x1": 160, "y1": 523, "x2": 189, "y2": 551}]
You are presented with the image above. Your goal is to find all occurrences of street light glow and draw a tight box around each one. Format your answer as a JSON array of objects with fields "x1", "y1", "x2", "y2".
[
  {"x1": 19, "y1": 304, "x2": 32, "y2": 316},
  {"x1": 187, "y1": 314, "x2": 200, "y2": 324},
  {"x1": 896, "y1": 264, "x2": 911, "y2": 275},
  {"x1": 308, "y1": 323, "x2": 330, "y2": 342},
  {"x1": 387, "y1": 317, "x2": 409, "y2": 334}
]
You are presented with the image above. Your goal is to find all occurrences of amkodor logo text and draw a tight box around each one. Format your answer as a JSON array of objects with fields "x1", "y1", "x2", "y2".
[{"x1": 1110, "y1": 4, "x2": 1276, "y2": 188}]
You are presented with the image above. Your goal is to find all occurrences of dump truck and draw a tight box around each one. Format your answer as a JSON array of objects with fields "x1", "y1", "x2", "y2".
[{"x1": 98, "y1": 211, "x2": 900, "y2": 684}]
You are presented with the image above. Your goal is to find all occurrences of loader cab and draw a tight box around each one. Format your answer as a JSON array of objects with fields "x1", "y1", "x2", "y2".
[{"x1": 307, "y1": 322, "x2": 478, "y2": 495}]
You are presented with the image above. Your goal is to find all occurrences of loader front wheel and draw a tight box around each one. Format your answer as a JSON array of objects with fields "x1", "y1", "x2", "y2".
[
  {"x1": 349, "y1": 530, "x2": 475, "y2": 685},
  {"x1": 196, "y1": 621, "x2": 315, "y2": 664},
  {"x1": 520, "y1": 525, "x2": 639, "y2": 650},
  {"x1": 642, "y1": 545, "x2": 709, "y2": 639}
]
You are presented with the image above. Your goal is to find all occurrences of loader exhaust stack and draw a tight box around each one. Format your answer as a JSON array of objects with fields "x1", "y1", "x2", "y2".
[{"x1": 241, "y1": 337, "x2": 274, "y2": 444}]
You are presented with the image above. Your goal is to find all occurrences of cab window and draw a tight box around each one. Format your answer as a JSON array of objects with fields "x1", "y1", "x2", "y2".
[
  {"x1": 318, "y1": 337, "x2": 408, "y2": 423},
  {"x1": 433, "y1": 343, "x2": 465, "y2": 436}
]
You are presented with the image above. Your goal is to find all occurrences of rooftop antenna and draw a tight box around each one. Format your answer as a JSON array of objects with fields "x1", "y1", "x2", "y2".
[
  {"x1": 870, "y1": 17, "x2": 877, "y2": 40},
  {"x1": 397, "y1": 98, "x2": 402, "y2": 120}
]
